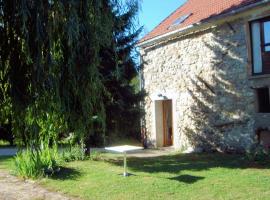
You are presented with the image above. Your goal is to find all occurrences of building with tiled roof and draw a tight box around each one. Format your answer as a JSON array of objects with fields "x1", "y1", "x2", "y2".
[
  {"x1": 139, "y1": 0, "x2": 270, "y2": 152},
  {"x1": 139, "y1": 0, "x2": 269, "y2": 46}
]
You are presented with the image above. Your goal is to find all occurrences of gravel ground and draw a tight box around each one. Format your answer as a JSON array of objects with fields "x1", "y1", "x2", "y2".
[
  {"x1": 0, "y1": 170, "x2": 76, "y2": 200},
  {"x1": 126, "y1": 147, "x2": 176, "y2": 157}
]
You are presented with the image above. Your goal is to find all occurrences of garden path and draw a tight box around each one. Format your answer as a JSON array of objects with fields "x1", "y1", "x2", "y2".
[
  {"x1": 0, "y1": 170, "x2": 76, "y2": 200},
  {"x1": 0, "y1": 147, "x2": 177, "y2": 157},
  {"x1": 125, "y1": 147, "x2": 176, "y2": 157},
  {"x1": 0, "y1": 148, "x2": 17, "y2": 156}
]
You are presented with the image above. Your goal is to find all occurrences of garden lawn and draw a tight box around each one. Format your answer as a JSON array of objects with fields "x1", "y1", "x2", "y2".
[
  {"x1": 0, "y1": 156, "x2": 13, "y2": 170},
  {"x1": 0, "y1": 153, "x2": 270, "y2": 200}
]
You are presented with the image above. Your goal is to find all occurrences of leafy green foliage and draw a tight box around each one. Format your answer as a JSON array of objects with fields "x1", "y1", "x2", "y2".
[
  {"x1": 1, "y1": 0, "x2": 143, "y2": 178},
  {"x1": 61, "y1": 144, "x2": 87, "y2": 162},
  {"x1": 1, "y1": 0, "x2": 142, "y2": 146},
  {"x1": 14, "y1": 148, "x2": 61, "y2": 179},
  {"x1": 246, "y1": 144, "x2": 270, "y2": 162},
  {"x1": 0, "y1": 0, "x2": 118, "y2": 178},
  {"x1": 0, "y1": 140, "x2": 9, "y2": 146},
  {"x1": 0, "y1": 0, "x2": 115, "y2": 147},
  {"x1": 89, "y1": 151, "x2": 102, "y2": 161},
  {"x1": 97, "y1": 0, "x2": 144, "y2": 144}
]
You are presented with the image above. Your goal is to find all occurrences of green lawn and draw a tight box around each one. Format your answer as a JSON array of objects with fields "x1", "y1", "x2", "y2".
[
  {"x1": 0, "y1": 153, "x2": 270, "y2": 200},
  {"x1": 0, "y1": 156, "x2": 13, "y2": 170}
]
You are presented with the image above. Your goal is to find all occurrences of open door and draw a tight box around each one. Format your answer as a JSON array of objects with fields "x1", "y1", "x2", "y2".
[{"x1": 163, "y1": 100, "x2": 173, "y2": 146}]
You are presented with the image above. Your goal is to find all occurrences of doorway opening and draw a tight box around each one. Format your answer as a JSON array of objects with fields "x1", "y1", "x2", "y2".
[{"x1": 155, "y1": 99, "x2": 173, "y2": 147}]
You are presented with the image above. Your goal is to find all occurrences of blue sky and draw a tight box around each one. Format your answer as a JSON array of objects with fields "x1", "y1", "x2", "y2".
[{"x1": 139, "y1": 0, "x2": 187, "y2": 36}]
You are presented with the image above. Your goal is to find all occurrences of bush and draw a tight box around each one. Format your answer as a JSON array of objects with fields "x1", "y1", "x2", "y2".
[
  {"x1": 246, "y1": 144, "x2": 270, "y2": 162},
  {"x1": 14, "y1": 148, "x2": 61, "y2": 179},
  {"x1": 89, "y1": 151, "x2": 102, "y2": 161},
  {"x1": 0, "y1": 139, "x2": 10, "y2": 146},
  {"x1": 61, "y1": 144, "x2": 86, "y2": 162}
]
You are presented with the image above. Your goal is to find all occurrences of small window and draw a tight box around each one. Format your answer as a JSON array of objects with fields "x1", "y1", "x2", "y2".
[
  {"x1": 257, "y1": 88, "x2": 270, "y2": 113},
  {"x1": 251, "y1": 22, "x2": 262, "y2": 73},
  {"x1": 169, "y1": 13, "x2": 192, "y2": 28}
]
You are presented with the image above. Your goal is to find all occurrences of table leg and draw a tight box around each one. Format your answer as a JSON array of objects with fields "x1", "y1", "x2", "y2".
[{"x1": 123, "y1": 151, "x2": 127, "y2": 176}]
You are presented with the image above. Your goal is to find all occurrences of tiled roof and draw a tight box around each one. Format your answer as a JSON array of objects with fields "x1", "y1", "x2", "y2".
[{"x1": 139, "y1": 0, "x2": 263, "y2": 44}]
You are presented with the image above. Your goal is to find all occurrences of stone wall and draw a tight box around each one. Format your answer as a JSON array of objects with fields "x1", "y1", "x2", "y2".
[{"x1": 141, "y1": 17, "x2": 270, "y2": 152}]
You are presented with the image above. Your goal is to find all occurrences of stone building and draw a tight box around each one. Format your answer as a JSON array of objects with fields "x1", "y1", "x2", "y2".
[{"x1": 138, "y1": 0, "x2": 270, "y2": 152}]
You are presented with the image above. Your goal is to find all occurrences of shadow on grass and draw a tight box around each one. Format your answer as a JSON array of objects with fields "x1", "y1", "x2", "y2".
[
  {"x1": 104, "y1": 153, "x2": 270, "y2": 175},
  {"x1": 0, "y1": 155, "x2": 13, "y2": 160},
  {"x1": 168, "y1": 174, "x2": 205, "y2": 184},
  {"x1": 50, "y1": 167, "x2": 82, "y2": 181}
]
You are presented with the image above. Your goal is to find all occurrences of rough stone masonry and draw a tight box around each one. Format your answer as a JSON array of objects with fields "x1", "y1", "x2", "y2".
[{"x1": 140, "y1": 16, "x2": 270, "y2": 152}]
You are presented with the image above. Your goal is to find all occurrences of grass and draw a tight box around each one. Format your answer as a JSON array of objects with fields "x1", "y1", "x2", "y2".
[
  {"x1": 0, "y1": 156, "x2": 14, "y2": 170},
  {"x1": 0, "y1": 140, "x2": 11, "y2": 147},
  {"x1": 0, "y1": 153, "x2": 270, "y2": 200}
]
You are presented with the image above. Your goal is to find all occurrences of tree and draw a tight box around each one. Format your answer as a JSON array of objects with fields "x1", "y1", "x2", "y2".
[
  {"x1": 0, "y1": 0, "x2": 119, "y2": 145},
  {"x1": 1, "y1": 0, "x2": 143, "y2": 157},
  {"x1": 0, "y1": 1, "x2": 119, "y2": 177},
  {"x1": 94, "y1": 0, "x2": 144, "y2": 145}
]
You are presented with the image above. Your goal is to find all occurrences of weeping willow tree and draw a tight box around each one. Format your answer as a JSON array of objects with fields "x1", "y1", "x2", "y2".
[
  {"x1": 0, "y1": 0, "x2": 116, "y2": 163},
  {"x1": 56, "y1": 0, "x2": 113, "y2": 148},
  {"x1": 1, "y1": 0, "x2": 142, "y2": 158}
]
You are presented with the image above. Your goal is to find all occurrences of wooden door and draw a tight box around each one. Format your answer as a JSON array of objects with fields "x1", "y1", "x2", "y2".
[{"x1": 163, "y1": 100, "x2": 173, "y2": 146}]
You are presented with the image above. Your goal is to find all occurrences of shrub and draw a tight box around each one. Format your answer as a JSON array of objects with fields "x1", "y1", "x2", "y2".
[
  {"x1": 0, "y1": 139, "x2": 9, "y2": 146},
  {"x1": 246, "y1": 144, "x2": 270, "y2": 162},
  {"x1": 89, "y1": 151, "x2": 102, "y2": 161},
  {"x1": 14, "y1": 148, "x2": 60, "y2": 179},
  {"x1": 61, "y1": 144, "x2": 86, "y2": 162}
]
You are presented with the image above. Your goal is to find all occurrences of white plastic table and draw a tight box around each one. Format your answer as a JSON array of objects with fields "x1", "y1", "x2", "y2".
[{"x1": 105, "y1": 145, "x2": 143, "y2": 176}]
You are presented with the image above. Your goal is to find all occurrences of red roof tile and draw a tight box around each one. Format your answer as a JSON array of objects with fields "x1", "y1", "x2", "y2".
[{"x1": 139, "y1": 0, "x2": 263, "y2": 44}]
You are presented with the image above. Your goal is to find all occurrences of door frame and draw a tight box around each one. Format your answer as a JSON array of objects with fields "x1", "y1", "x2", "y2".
[{"x1": 151, "y1": 92, "x2": 177, "y2": 148}]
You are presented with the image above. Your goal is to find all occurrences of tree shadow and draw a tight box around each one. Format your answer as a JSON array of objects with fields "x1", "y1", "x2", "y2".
[
  {"x1": 50, "y1": 167, "x2": 82, "y2": 181},
  {"x1": 179, "y1": 18, "x2": 270, "y2": 153},
  {"x1": 0, "y1": 155, "x2": 12, "y2": 160},
  {"x1": 105, "y1": 153, "x2": 270, "y2": 176}
]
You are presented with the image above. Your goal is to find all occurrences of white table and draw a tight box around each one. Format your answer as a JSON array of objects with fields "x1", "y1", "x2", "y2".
[{"x1": 105, "y1": 145, "x2": 143, "y2": 176}]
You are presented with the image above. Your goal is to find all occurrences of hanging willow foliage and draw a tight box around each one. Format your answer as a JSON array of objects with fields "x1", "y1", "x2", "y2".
[{"x1": 0, "y1": 0, "x2": 115, "y2": 149}]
